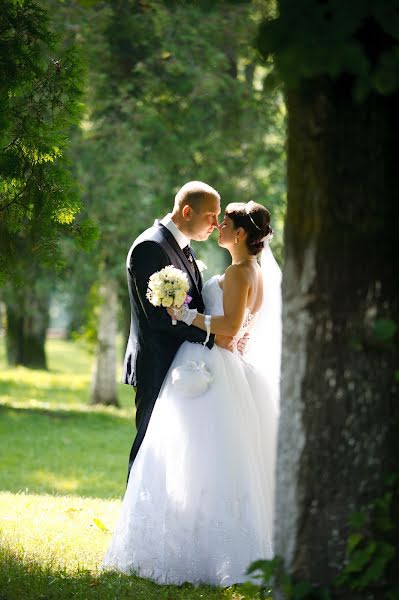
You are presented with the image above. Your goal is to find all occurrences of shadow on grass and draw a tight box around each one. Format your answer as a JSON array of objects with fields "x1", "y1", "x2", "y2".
[
  {"x1": 0, "y1": 378, "x2": 90, "y2": 405},
  {"x1": 0, "y1": 401, "x2": 130, "y2": 421},
  {"x1": 0, "y1": 545, "x2": 232, "y2": 600},
  {"x1": 0, "y1": 404, "x2": 135, "y2": 499},
  {"x1": 0, "y1": 369, "x2": 135, "y2": 410}
]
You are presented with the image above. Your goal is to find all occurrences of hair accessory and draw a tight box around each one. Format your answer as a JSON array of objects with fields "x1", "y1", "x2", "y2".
[
  {"x1": 262, "y1": 227, "x2": 274, "y2": 244},
  {"x1": 245, "y1": 201, "x2": 262, "y2": 232}
]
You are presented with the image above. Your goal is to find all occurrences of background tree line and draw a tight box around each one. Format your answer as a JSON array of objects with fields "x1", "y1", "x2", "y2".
[{"x1": 1, "y1": 0, "x2": 286, "y2": 406}]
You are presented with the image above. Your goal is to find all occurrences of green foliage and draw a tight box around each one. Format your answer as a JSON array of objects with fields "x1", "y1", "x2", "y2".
[
  {"x1": 257, "y1": 0, "x2": 399, "y2": 100},
  {"x1": 76, "y1": 0, "x2": 286, "y2": 263},
  {"x1": 336, "y1": 474, "x2": 398, "y2": 595},
  {"x1": 69, "y1": 280, "x2": 101, "y2": 351},
  {"x1": 372, "y1": 318, "x2": 398, "y2": 344},
  {"x1": 45, "y1": 0, "x2": 286, "y2": 338},
  {"x1": 0, "y1": 0, "x2": 88, "y2": 283},
  {"x1": 240, "y1": 556, "x2": 330, "y2": 600},
  {"x1": 350, "y1": 317, "x2": 398, "y2": 355},
  {"x1": 241, "y1": 475, "x2": 399, "y2": 599}
]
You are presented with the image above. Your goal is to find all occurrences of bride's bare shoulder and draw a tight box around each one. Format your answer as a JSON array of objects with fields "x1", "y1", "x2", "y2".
[
  {"x1": 225, "y1": 262, "x2": 257, "y2": 275},
  {"x1": 224, "y1": 263, "x2": 251, "y2": 286}
]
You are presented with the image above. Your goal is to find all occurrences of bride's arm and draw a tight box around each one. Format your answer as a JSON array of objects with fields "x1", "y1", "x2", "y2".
[{"x1": 169, "y1": 265, "x2": 250, "y2": 337}]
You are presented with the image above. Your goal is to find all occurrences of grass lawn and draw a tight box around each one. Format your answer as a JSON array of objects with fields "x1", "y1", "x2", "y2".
[
  {"x1": 0, "y1": 338, "x2": 134, "y2": 498},
  {"x1": 0, "y1": 338, "x2": 257, "y2": 599}
]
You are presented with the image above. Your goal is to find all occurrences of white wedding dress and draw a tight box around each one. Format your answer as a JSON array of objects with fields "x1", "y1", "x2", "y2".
[{"x1": 102, "y1": 260, "x2": 280, "y2": 586}]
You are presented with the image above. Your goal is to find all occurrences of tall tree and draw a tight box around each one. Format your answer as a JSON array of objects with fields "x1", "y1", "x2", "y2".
[
  {"x1": 3, "y1": 262, "x2": 53, "y2": 369},
  {"x1": 258, "y1": 1, "x2": 399, "y2": 597},
  {"x1": 0, "y1": 0, "x2": 87, "y2": 283},
  {"x1": 0, "y1": 0, "x2": 92, "y2": 368}
]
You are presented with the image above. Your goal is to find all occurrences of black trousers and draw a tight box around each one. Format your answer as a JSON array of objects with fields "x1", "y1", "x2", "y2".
[{"x1": 126, "y1": 379, "x2": 162, "y2": 484}]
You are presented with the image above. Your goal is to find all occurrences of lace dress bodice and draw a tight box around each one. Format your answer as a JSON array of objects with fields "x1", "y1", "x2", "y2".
[{"x1": 202, "y1": 275, "x2": 256, "y2": 342}]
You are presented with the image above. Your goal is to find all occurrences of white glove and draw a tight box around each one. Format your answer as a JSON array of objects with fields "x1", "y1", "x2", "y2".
[{"x1": 172, "y1": 304, "x2": 198, "y2": 326}]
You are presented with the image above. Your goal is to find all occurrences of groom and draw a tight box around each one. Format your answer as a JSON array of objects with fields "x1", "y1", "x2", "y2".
[{"x1": 123, "y1": 181, "x2": 221, "y2": 478}]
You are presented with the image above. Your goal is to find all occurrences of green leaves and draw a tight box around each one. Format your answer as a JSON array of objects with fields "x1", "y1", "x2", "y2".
[
  {"x1": 244, "y1": 555, "x2": 332, "y2": 599},
  {"x1": 242, "y1": 476, "x2": 398, "y2": 598},
  {"x1": 257, "y1": 0, "x2": 399, "y2": 100},
  {"x1": 372, "y1": 319, "x2": 397, "y2": 343},
  {"x1": 349, "y1": 510, "x2": 367, "y2": 528},
  {"x1": 337, "y1": 475, "x2": 398, "y2": 593},
  {"x1": 71, "y1": 0, "x2": 286, "y2": 270},
  {"x1": 337, "y1": 541, "x2": 396, "y2": 588},
  {"x1": 246, "y1": 556, "x2": 280, "y2": 580},
  {"x1": 0, "y1": 0, "x2": 88, "y2": 283}
]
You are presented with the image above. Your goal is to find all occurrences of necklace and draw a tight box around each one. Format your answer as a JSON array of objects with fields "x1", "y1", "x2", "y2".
[{"x1": 234, "y1": 257, "x2": 257, "y2": 265}]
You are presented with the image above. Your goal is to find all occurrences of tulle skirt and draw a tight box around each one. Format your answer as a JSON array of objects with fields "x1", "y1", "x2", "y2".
[{"x1": 102, "y1": 341, "x2": 278, "y2": 586}]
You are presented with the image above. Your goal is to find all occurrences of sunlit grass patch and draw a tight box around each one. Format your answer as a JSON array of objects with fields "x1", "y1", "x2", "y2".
[
  {"x1": 0, "y1": 493, "x2": 249, "y2": 599},
  {"x1": 0, "y1": 492, "x2": 119, "y2": 571},
  {"x1": 0, "y1": 548, "x2": 248, "y2": 600},
  {"x1": 0, "y1": 337, "x2": 134, "y2": 413},
  {"x1": 0, "y1": 338, "x2": 136, "y2": 498},
  {"x1": 0, "y1": 403, "x2": 133, "y2": 498}
]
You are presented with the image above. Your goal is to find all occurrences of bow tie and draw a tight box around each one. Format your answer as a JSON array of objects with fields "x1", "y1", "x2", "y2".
[{"x1": 183, "y1": 245, "x2": 194, "y2": 263}]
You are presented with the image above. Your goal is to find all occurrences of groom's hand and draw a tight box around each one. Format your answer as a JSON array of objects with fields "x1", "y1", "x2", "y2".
[{"x1": 215, "y1": 334, "x2": 235, "y2": 352}]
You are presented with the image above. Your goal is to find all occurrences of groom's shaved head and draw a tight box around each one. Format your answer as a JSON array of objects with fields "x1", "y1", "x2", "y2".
[
  {"x1": 172, "y1": 180, "x2": 221, "y2": 241},
  {"x1": 174, "y1": 181, "x2": 220, "y2": 212}
]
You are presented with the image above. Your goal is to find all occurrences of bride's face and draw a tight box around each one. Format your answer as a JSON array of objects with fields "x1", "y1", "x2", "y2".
[{"x1": 217, "y1": 214, "x2": 237, "y2": 248}]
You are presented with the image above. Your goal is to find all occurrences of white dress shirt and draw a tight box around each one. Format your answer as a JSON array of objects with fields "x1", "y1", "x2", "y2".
[{"x1": 159, "y1": 213, "x2": 190, "y2": 250}]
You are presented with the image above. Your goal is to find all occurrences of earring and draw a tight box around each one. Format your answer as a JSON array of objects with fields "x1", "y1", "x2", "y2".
[{"x1": 234, "y1": 237, "x2": 238, "y2": 244}]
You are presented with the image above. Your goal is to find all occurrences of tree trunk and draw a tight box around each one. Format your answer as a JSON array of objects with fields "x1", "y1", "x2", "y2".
[
  {"x1": 0, "y1": 301, "x2": 5, "y2": 336},
  {"x1": 90, "y1": 274, "x2": 119, "y2": 406},
  {"x1": 5, "y1": 282, "x2": 50, "y2": 369},
  {"x1": 274, "y1": 78, "x2": 399, "y2": 596}
]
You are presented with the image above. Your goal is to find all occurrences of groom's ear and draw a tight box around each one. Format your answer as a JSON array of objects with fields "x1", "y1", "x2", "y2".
[{"x1": 182, "y1": 205, "x2": 192, "y2": 221}]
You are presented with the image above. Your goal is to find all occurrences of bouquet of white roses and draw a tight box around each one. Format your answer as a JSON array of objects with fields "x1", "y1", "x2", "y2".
[{"x1": 146, "y1": 265, "x2": 190, "y2": 324}]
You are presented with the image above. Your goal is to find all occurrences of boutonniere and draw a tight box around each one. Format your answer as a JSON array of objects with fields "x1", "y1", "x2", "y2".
[{"x1": 196, "y1": 260, "x2": 207, "y2": 273}]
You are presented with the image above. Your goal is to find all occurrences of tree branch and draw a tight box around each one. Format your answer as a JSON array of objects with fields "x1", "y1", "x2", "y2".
[
  {"x1": 2, "y1": 136, "x2": 19, "y2": 152},
  {"x1": 0, "y1": 168, "x2": 35, "y2": 212}
]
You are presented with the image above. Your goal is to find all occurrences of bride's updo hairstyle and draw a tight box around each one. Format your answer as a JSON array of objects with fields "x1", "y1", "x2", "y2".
[{"x1": 225, "y1": 200, "x2": 272, "y2": 256}]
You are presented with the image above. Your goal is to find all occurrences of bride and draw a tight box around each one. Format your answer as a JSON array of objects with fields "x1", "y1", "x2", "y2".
[{"x1": 102, "y1": 200, "x2": 281, "y2": 587}]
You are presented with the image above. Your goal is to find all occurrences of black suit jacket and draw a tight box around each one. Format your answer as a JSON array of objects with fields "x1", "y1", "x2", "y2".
[{"x1": 123, "y1": 221, "x2": 214, "y2": 473}]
